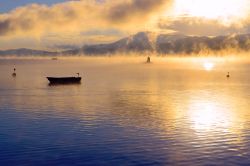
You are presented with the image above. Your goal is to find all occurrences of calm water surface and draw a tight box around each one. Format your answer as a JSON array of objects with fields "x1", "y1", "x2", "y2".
[{"x1": 0, "y1": 57, "x2": 250, "y2": 165}]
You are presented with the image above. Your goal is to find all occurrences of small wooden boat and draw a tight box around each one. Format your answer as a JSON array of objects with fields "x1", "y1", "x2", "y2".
[{"x1": 47, "y1": 73, "x2": 81, "y2": 84}]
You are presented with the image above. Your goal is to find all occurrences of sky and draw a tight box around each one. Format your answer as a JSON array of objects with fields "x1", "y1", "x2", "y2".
[
  {"x1": 1, "y1": 0, "x2": 250, "y2": 50},
  {"x1": 0, "y1": 0, "x2": 67, "y2": 13}
]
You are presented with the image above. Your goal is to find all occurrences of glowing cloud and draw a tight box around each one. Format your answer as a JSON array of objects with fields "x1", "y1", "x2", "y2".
[
  {"x1": 0, "y1": 0, "x2": 172, "y2": 37},
  {"x1": 160, "y1": 0, "x2": 250, "y2": 36},
  {"x1": 0, "y1": 0, "x2": 173, "y2": 49},
  {"x1": 158, "y1": 17, "x2": 245, "y2": 36},
  {"x1": 173, "y1": 0, "x2": 249, "y2": 24},
  {"x1": 1, "y1": 0, "x2": 250, "y2": 50}
]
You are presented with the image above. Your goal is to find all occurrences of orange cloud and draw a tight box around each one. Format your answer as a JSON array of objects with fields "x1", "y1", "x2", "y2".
[
  {"x1": 0, "y1": 0, "x2": 173, "y2": 49},
  {"x1": 2, "y1": 0, "x2": 250, "y2": 50},
  {"x1": 158, "y1": 15, "x2": 250, "y2": 36},
  {"x1": 0, "y1": 0, "x2": 172, "y2": 37}
]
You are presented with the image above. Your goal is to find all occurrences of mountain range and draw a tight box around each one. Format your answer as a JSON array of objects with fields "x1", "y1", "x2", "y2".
[{"x1": 1, "y1": 32, "x2": 250, "y2": 56}]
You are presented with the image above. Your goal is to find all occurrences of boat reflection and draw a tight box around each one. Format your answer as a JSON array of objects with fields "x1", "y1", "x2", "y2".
[{"x1": 48, "y1": 82, "x2": 81, "y2": 86}]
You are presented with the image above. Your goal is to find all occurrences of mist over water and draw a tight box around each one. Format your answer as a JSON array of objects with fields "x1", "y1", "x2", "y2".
[{"x1": 0, "y1": 56, "x2": 250, "y2": 165}]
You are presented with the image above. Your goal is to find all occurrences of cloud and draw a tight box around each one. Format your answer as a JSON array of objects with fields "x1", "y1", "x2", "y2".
[
  {"x1": 0, "y1": 0, "x2": 173, "y2": 49},
  {"x1": 81, "y1": 29, "x2": 124, "y2": 37},
  {"x1": 4, "y1": 0, "x2": 250, "y2": 50},
  {"x1": 0, "y1": 0, "x2": 172, "y2": 37},
  {"x1": 0, "y1": 19, "x2": 12, "y2": 35},
  {"x1": 158, "y1": 16, "x2": 250, "y2": 36},
  {"x1": 108, "y1": 0, "x2": 169, "y2": 22},
  {"x1": 0, "y1": 1, "x2": 101, "y2": 36}
]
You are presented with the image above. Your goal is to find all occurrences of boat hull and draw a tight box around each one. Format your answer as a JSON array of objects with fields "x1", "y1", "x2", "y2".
[{"x1": 47, "y1": 77, "x2": 81, "y2": 84}]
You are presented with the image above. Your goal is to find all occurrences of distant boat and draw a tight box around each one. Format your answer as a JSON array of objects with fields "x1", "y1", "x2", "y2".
[
  {"x1": 47, "y1": 73, "x2": 81, "y2": 84},
  {"x1": 51, "y1": 57, "x2": 58, "y2": 60},
  {"x1": 12, "y1": 68, "x2": 16, "y2": 77},
  {"x1": 146, "y1": 56, "x2": 151, "y2": 63}
]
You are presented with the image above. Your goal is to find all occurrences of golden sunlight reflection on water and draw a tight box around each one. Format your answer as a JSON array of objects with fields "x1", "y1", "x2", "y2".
[{"x1": 188, "y1": 99, "x2": 232, "y2": 131}]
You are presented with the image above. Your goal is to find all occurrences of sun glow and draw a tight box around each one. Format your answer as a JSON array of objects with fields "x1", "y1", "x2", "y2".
[
  {"x1": 173, "y1": 0, "x2": 248, "y2": 23},
  {"x1": 203, "y1": 62, "x2": 214, "y2": 71}
]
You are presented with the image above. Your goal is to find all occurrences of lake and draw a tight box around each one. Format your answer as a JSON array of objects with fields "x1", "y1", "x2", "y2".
[{"x1": 0, "y1": 56, "x2": 250, "y2": 165}]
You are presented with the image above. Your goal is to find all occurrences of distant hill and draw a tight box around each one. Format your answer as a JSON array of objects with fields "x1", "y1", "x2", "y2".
[
  {"x1": 75, "y1": 32, "x2": 250, "y2": 55},
  {"x1": 2, "y1": 32, "x2": 250, "y2": 56},
  {"x1": 81, "y1": 32, "x2": 157, "y2": 55},
  {"x1": 0, "y1": 48, "x2": 57, "y2": 57}
]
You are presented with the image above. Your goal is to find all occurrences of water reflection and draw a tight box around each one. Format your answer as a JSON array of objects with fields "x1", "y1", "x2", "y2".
[
  {"x1": 48, "y1": 82, "x2": 81, "y2": 86},
  {"x1": 1, "y1": 58, "x2": 250, "y2": 165},
  {"x1": 188, "y1": 100, "x2": 230, "y2": 131}
]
